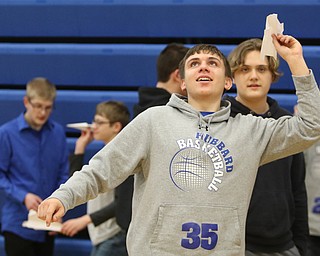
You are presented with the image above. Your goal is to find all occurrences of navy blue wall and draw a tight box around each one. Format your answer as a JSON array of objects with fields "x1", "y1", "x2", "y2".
[
  {"x1": 0, "y1": 1, "x2": 319, "y2": 39},
  {"x1": 0, "y1": 44, "x2": 319, "y2": 91}
]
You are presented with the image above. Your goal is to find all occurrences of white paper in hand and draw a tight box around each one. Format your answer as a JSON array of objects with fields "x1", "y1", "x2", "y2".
[
  {"x1": 261, "y1": 14, "x2": 284, "y2": 60},
  {"x1": 22, "y1": 209, "x2": 62, "y2": 232}
]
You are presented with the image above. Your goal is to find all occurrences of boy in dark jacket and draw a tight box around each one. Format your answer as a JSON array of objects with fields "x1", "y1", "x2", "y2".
[{"x1": 225, "y1": 38, "x2": 308, "y2": 256}]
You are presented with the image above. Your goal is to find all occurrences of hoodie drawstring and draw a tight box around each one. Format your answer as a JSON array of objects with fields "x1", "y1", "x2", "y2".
[{"x1": 198, "y1": 113, "x2": 214, "y2": 132}]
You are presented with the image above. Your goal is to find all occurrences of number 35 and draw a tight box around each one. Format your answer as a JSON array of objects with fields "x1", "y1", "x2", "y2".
[{"x1": 181, "y1": 222, "x2": 218, "y2": 250}]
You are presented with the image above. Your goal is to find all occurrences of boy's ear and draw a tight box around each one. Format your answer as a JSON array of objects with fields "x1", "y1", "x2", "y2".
[
  {"x1": 180, "y1": 80, "x2": 186, "y2": 92},
  {"x1": 224, "y1": 77, "x2": 233, "y2": 91},
  {"x1": 172, "y1": 69, "x2": 180, "y2": 81},
  {"x1": 112, "y1": 121, "x2": 122, "y2": 133},
  {"x1": 23, "y1": 96, "x2": 29, "y2": 108}
]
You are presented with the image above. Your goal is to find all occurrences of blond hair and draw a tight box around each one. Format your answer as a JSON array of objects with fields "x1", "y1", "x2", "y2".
[
  {"x1": 228, "y1": 38, "x2": 282, "y2": 82},
  {"x1": 26, "y1": 77, "x2": 56, "y2": 101}
]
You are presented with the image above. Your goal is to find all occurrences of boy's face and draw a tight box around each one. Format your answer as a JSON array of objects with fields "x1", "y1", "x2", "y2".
[
  {"x1": 233, "y1": 50, "x2": 273, "y2": 103},
  {"x1": 24, "y1": 96, "x2": 54, "y2": 130},
  {"x1": 181, "y1": 51, "x2": 231, "y2": 100},
  {"x1": 92, "y1": 114, "x2": 118, "y2": 143}
]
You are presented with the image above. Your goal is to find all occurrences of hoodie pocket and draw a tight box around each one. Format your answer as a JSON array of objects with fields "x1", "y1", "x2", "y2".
[{"x1": 150, "y1": 204, "x2": 241, "y2": 256}]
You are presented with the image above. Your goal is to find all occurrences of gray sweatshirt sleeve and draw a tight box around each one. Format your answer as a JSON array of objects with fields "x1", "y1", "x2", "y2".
[
  {"x1": 260, "y1": 70, "x2": 320, "y2": 165},
  {"x1": 50, "y1": 112, "x2": 150, "y2": 212}
]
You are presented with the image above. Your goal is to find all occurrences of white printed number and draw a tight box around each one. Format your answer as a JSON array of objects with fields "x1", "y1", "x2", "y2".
[{"x1": 181, "y1": 222, "x2": 218, "y2": 250}]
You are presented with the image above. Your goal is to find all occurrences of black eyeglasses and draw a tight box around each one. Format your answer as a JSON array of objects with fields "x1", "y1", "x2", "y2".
[
  {"x1": 92, "y1": 120, "x2": 111, "y2": 126},
  {"x1": 29, "y1": 100, "x2": 54, "y2": 113}
]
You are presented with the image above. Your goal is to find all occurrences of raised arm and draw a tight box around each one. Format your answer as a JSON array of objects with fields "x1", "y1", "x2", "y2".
[
  {"x1": 259, "y1": 34, "x2": 320, "y2": 166},
  {"x1": 272, "y1": 34, "x2": 309, "y2": 76}
]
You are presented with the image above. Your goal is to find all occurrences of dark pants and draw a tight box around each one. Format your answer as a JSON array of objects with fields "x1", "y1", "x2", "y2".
[
  {"x1": 245, "y1": 246, "x2": 300, "y2": 256},
  {"x1": 307, "y1": 235, "x2": 320, "y2": 256},
  {"x1": 4, "y1": 231, "x2": 55, "y2": 256},
  {"x1": 90, "y1": 230, "x2": 128, "y2": 256}
]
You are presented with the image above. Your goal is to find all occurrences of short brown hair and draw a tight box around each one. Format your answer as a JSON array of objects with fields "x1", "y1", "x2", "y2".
[
  {"x1": 228, "y1": 38, "x2": 282, "y2": 82},
  {"x1": 96, "y1": 101, "x2": 130, "y2": 130},
  {"x1": 157, "y1": 43, "x2": 189, "y2": 83},
  {"x1": 179, "y1": 44, "x2": 232, "y2": 80}
]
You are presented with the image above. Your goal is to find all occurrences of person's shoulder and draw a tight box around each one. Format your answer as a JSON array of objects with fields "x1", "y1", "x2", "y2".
[
  {"x1": 266, "y1": 96, "x2": 293, "y2": 118},
  {"x1": 277, "y1": 107, "x2": 292, "y2": 117},
  {"x1": 47, "y1": 119, "x2": 66, "y2": 133},
  {"x1": 142, "y1": 105, "x2": 170, "y2": 114},
  {"x1": 0, "y1": 116, "x2": 19, "y2": 132},
  {"x1": 132, "y1": 105, "x2": 171, "y2": 124},
  {"x1": 229, "y1": 111, "x2": 270, "y2": 126}
]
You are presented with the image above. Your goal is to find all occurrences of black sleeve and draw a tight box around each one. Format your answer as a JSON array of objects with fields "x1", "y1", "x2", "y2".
[
  {"x1": 68, "y1": 153, "x2": 85, "y2": 176},
  {"x1": 89, "y1": 201, "x2": 116, "y2": 227},
  {"x1": 291, "y1": 153, "x2": 309, "y2": 256},
  {"x1": 115, "y1": 175, "x2": 134, "y2": 231},
  {"x1": 89, "y1": 176, "x2": 134, "y2": 228}
]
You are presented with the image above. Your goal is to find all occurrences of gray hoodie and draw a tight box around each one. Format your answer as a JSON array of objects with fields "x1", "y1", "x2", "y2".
[
  {"x1": 304, "y1": 140, "x2": 320, "y2": 237},
  {"x1": 52, "y1": 71, "x2": 320, "y2": 255}
]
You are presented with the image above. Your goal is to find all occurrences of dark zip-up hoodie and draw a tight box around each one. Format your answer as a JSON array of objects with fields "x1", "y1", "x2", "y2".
[{"x1": 224, "y1": 95, "x2": 308, "y2": 255}]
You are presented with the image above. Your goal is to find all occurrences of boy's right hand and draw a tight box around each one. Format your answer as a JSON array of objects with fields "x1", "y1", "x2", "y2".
[
  {"x1": 61, "y1": 215, "x2": 92, "y2": 237},
  {"x1": 24, "y1": 193, "x2": 42, "y2": 212},
  {"x1": 37, "y1": 198, "x2": 65, "y2": 227},
  {"x1": 74, "y1": 127, "x2": 94, "y2": 154},
  {"x1": 272, "y1": 34, "x2": 308, "y2": 76}
]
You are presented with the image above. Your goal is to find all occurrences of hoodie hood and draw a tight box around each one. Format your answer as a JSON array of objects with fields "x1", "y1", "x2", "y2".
[
  {"x1": 223, "y1": 94, "x2": 292, "y2": 118},
  {"x1": 133, "y1": 87, "x2": 172, "y2": 118},
  {"x1": 167, "y1": 93, "x2": 231, "y2": 127}
]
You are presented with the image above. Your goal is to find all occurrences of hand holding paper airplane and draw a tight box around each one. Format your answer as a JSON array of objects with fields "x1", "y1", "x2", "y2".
[{"x1": 67, "y1": 122, "x2": 92, "y2": 131}]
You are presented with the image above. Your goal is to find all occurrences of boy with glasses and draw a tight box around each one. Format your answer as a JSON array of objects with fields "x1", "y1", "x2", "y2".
[
  {"x1": 61, "y1": 101, "x2": 130, "y2": 256},
  {"x1": 0, "y1": 77, "x2": 69, "y2": 256}
]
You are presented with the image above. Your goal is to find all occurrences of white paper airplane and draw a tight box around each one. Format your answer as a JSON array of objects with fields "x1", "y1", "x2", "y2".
[{"x1": 66, "y1": 122, "x2": 92, "y2": 131}]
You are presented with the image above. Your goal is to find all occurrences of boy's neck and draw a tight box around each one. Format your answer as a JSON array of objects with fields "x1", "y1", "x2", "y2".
[{"x1": 188, "y1": 95, "x2": 221, "y2": 112}]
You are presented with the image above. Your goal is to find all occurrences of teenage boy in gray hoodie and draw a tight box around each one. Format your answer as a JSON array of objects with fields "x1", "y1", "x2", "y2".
[{"x1": 38, "y1": 34, "x2": 320, "y2": 256}]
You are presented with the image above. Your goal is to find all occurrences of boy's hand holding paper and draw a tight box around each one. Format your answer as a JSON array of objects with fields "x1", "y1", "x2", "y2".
[{"x1": 22, "y1": 209, "x2": 62, "y2": 232}]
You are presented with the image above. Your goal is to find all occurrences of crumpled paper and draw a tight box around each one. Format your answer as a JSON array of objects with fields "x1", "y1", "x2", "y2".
[
  {"x1": 22, "y1": 209, "x2": 62, "y2": 232},
  {"x1": 260, "y1": 13, "x2": 284, "y2": 60}
]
